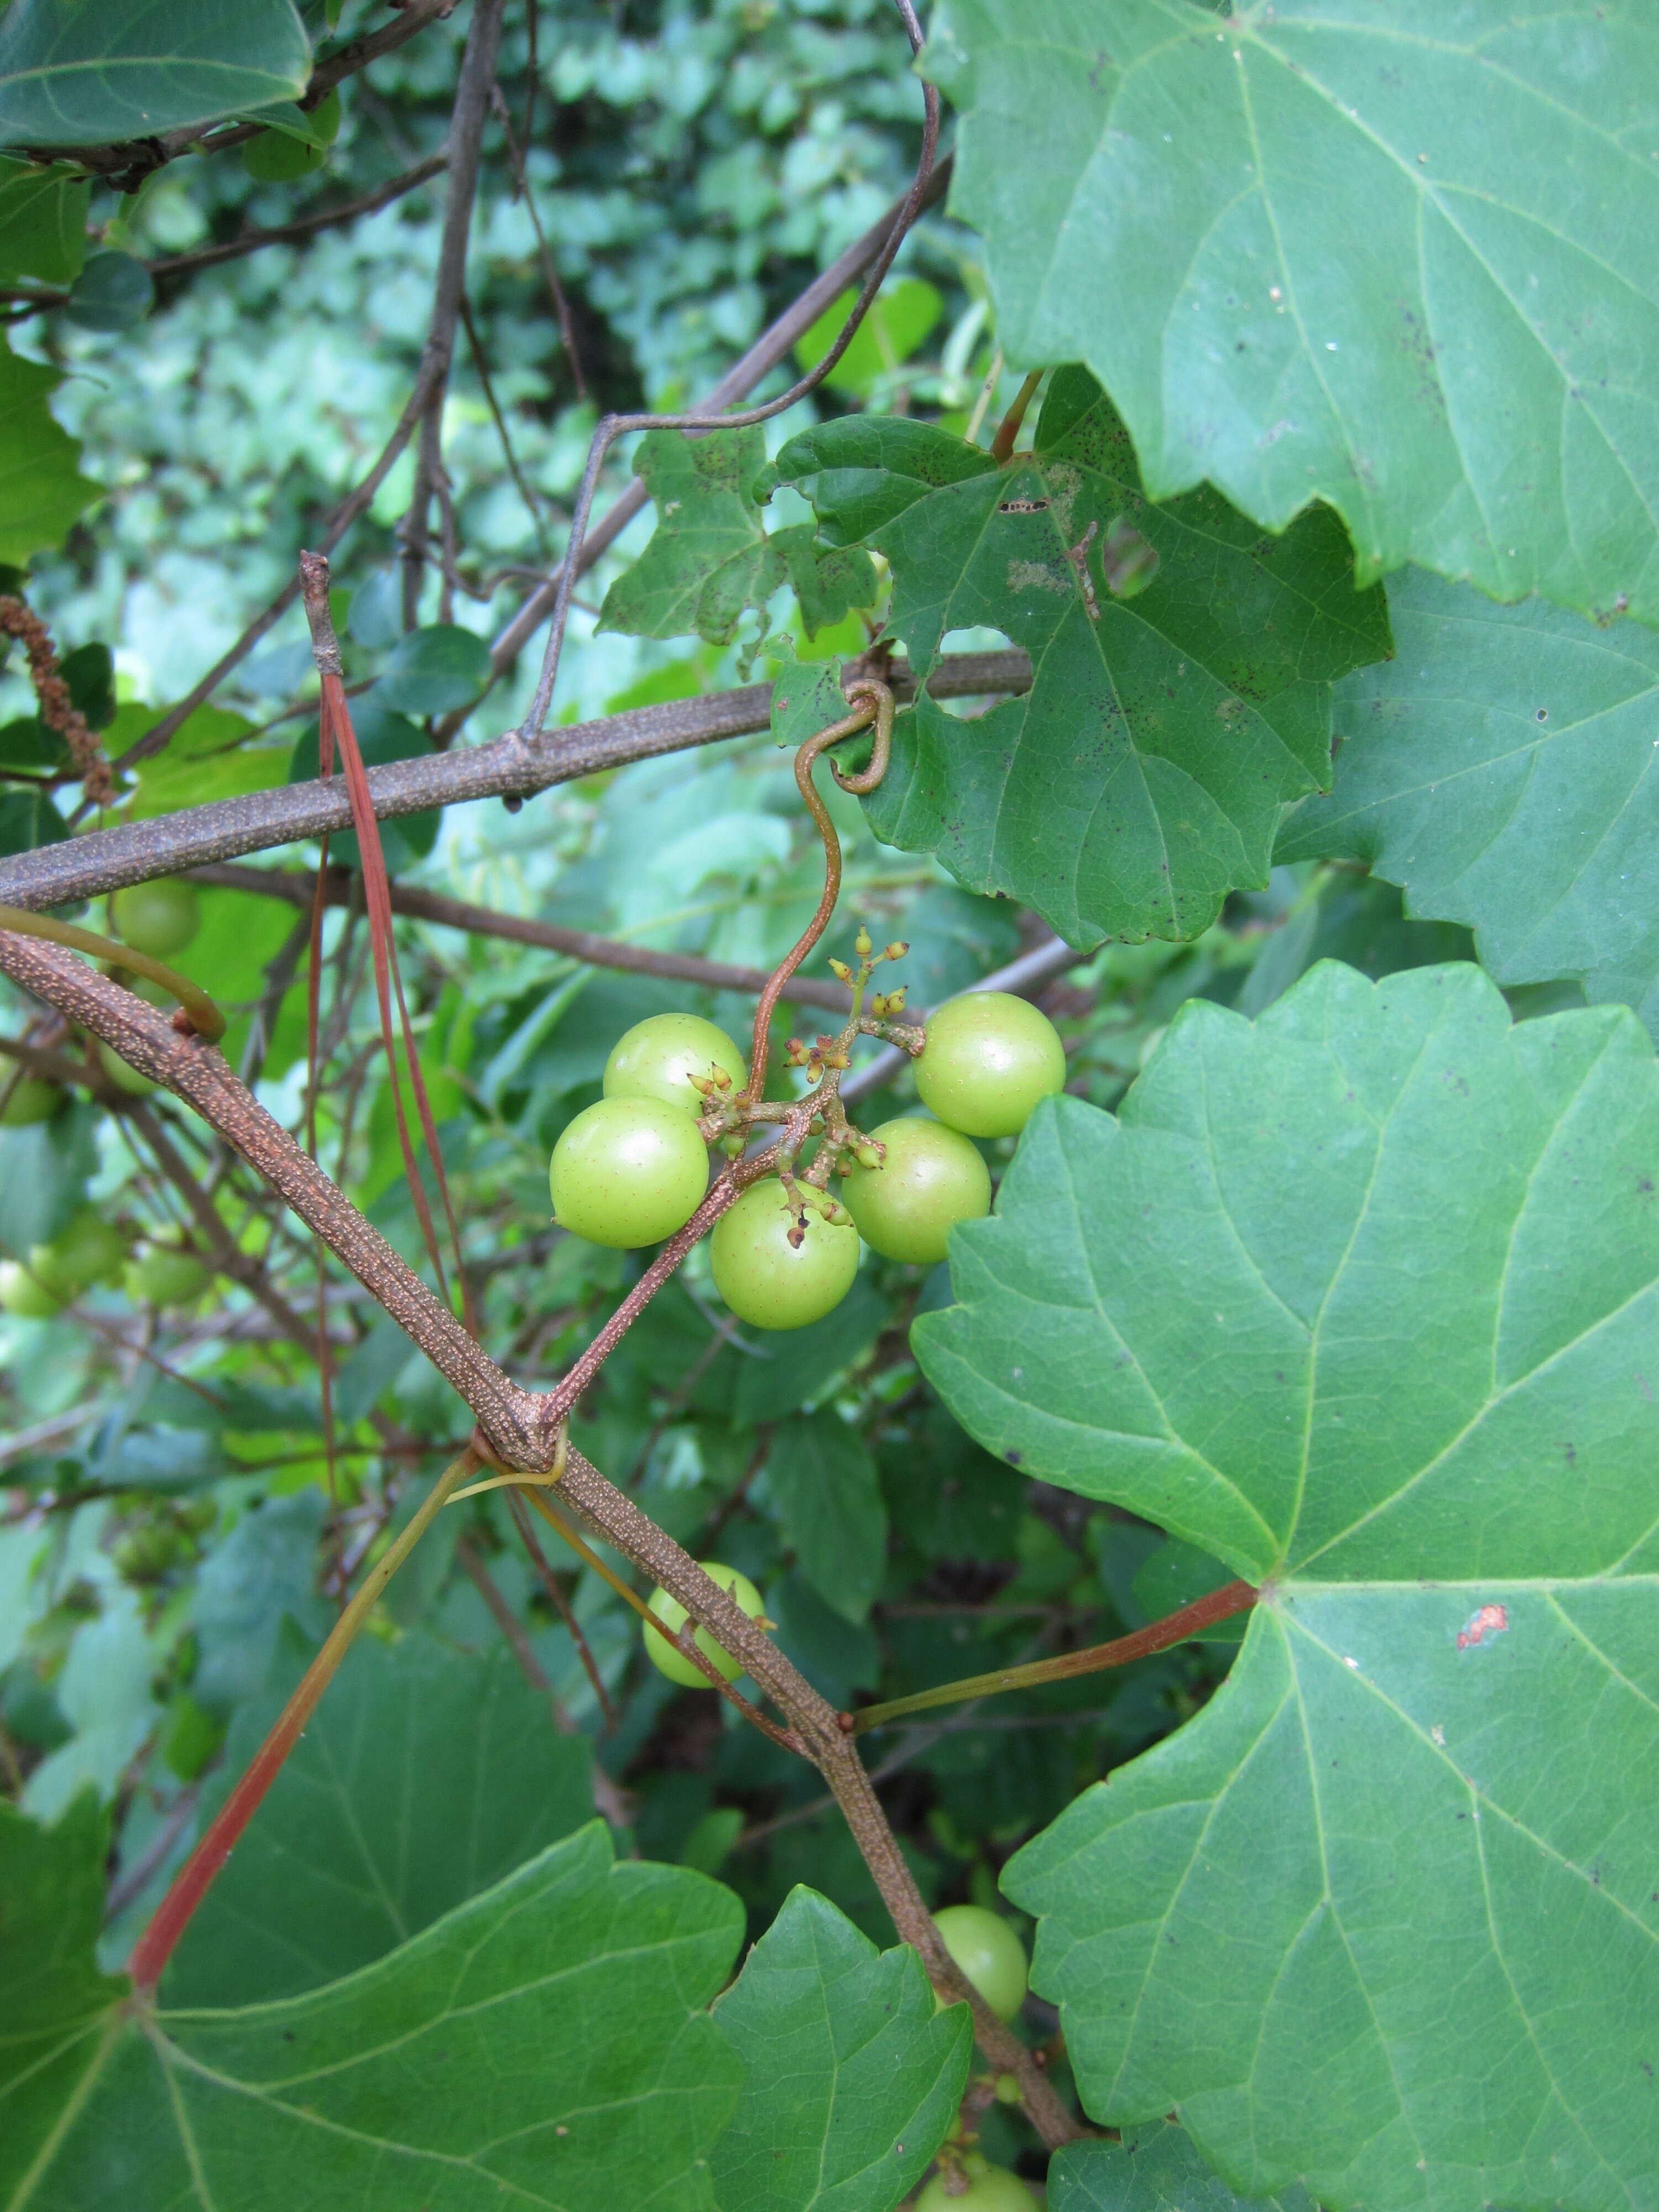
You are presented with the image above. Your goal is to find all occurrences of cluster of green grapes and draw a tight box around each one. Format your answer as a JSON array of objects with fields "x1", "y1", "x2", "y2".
[
  {"x1": 1, "y1": 879, "x2": 211, "y2": 1318},
  {"x1": 547, "y1": 985, "x2": 1066, "y2": 1331}
]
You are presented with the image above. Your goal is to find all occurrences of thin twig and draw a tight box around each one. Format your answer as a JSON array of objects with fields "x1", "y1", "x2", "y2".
[
  {"x1": 188, "y1": 862, "x2": 859, "y2": 1009},
  {"x1": 451, "y1": 148, "x2": 953, "y2": 725},
  {"x1": 149, "y1": 156, "x2": 448, "y2": 279},
  {"x1": 489, "y1": 85, "x2": 586, "y2": 397},
  {"x1": 519, "y1": 6, "x2": 941, "y2": 743},
  {"x1": 400, "y1": 0, "x2": 507, "y2": 629}
]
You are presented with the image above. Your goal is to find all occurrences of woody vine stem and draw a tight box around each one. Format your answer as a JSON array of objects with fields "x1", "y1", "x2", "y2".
[{"x1": 0, "y1": 664, "x2": 1252, "y2": 2150}]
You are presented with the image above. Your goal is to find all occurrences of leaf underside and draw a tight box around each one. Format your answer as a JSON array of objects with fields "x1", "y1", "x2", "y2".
[
  {"x1": 769, "y1": 368, "x2": 1389, "y2": 945},
  {"x1": 928, "y1": 0, "x2": 1659, "y2": 628},
  {"x1": 1280, "y1": 566, "x2": 1659, "y2": 1036},
  {"x1": 918, "y1": 959, "x2": 1659, "y2": 2212}
]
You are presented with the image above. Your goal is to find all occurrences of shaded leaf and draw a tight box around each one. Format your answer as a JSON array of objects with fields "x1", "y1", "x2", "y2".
[
  {"x1": 599, "y1": 425, "x2": 875, "y2": 649},
  {"x1": 20, "y1": 1591, "x2": 159, "y2": 1823},
  {"x1": 709, "y1": 1885, "x2": 971, "y2": 2211},
  {"x1": 763, "y1": 1413, "x2": 888, "y2": 1625},
  {"x1": 1279, "y1": 567, "x2": 1659, "y2": 1034},
  {"x1": 6, "y1": 1822, "x2": 744, "y2": 2212},
  {"x1": 165, "y1": 1630, "x2": 598, "y2": 2006},
  {"x1": 377, "y1": 622, "x2": 493, "y2": 716},
  {"x1": 0, "y1": 159, "x2": 87, "y2": 283},
  {"x1": 1051, "y1": 2122, "x2": 1315, "y2": 2212},
  {"x1": 929, "y1": 0, "x2": 1659, "y2": 625},
  {"x1": 63, "y1": 249, "x2": 152, "y2": 331},
  {"x1": 734, "y1": 1275, "x2": 889, "y2": 1426},
  {"x1": 919, "y1": 960, "x2": 1659, "y2": 2212},
  {"x1": 770, "y1": 370, "x2": 1388, "y2": 943},
  {"x1": 0, "y1": 0, "x2": 309, "y2": 145},
  {"x1": 0, "y1": 336, "x2": 99, "y2": 565}
]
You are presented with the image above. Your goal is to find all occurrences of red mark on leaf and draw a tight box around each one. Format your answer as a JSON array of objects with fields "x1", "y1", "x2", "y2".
[{"x1": 1457, "y1": 1603, "x2": 1508, "y2": 1651}]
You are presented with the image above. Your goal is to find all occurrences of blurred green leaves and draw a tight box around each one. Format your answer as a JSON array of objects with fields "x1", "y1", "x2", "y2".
[{"x1": 0, "y1": 0, "x2": 309, "y2": 145}]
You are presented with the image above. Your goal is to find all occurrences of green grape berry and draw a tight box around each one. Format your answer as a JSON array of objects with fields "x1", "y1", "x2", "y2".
[
  {"x1": 709, "y1": 1179, "x2": 859, "y2": 1329},
  {"x1": 604, "y1": 1011, "x2": 745, "y2": 1118},
  {"x1": 643, "y1": 1561, "x2": 766, "y2": 1688},
  {"x1": 933, "y1": 1904, "x2": 1029, "y2": 2022},
  {"x1": 111, "y1": 878, "x2": 200, "y2": 960},
  {"x1": 30, "y1": 1211, "x2": 127, "y2": 1295},
  {"x1": 914, "y1": 992, "x2": 1065, "y2": 1139},
  {"x1": 841, "y1": 1116, "x2": 991, "y2": 1264},
  {"x1": 916, "y1": 2164, "x2": 1034, "y2": 2210},
  {"x1": 549, "y1": 1095, "x2": 709, "y2": 1249},
  {"x1": 0, "y1": 1259, "x2": 64, "y2": 1319},
  {"x1": 1, "y1": 1077, "x2": 64, "y2": 1128},
  {"x1": 127, "y1": 1246, "x2": 212, "y2": 1307},
  {"x1": 243, "y1": 90, "x2": 340, "y2": 182}
]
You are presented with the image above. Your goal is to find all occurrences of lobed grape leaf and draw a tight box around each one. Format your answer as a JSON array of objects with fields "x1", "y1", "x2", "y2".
[
  {"x1": 766, "y1": 369, "x2": 1389, "y2": 943},
  {"x1": 598, "y1": 425, "x2": 875, "y2": 654},
  {"x1": 1277, "y1": 567, "x2": 1659, "y2": 1034},
  {"x1": 0, "y1": 0, "x2": 309, "y2": 145},
  {"x1": 4, "y1": 1820, "x2": 744, "y2": 2211},
  {"x1": 1051, "y1": 2121, "x2": 1316, "y2": 2212},
  {"x1": 0, "y1": 337, "x2": 100, "y2": 566},
  {"x1": 709, "y1": 1885, "x2": 971, "y2": 2211},
  {"x1": 926, "y1": 0, "x2": 1659, "y2": 629},
  {"x1": 164, "y1": 1630, "x2": 599, "y2": 2006},
  {"x1": 916, "y1": 960, "x2": 1659, "y2": 2212}
]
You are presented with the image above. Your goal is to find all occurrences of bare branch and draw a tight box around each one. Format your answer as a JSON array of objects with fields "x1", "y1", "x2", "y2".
[
  {"x1": 149, "y1": 155, "x2": 450, "y2": 280},
  {"x1": 399, "y1": 0, "x2": 508, "y2": 629},
  {"x1": 0, "y1": 651, "x2": 1031, "y2": 910},
  {"x1": 187, "y1": 862, "x2": 859, "y2": 1010}
]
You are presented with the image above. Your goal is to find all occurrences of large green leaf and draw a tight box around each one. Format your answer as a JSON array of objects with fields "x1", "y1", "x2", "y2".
[
  {"x1": 917, "y1": 961, "x2": 1659, "y2": 2212},
  {"x1": 0, "y1": 337, "x2": 99, "y2": 565},
  {"x1": 598, "y1": 424, "x2": 876, "y2": 651},
  {"x1": 709, "y1": 1885, "x2": 971, "y2": 2211},
  {"x1": 768, "y1": 369, "x2": 1389, "y2": 943},
  {"x1": 0, "y1": 0, "x2": 308, "y2": 145},
  {"x1": 164, "y1": 1630, "x2": 598, "y2": 2006},
  {"x1": 927, "y1": 0, "x2": 1659, "y2": 628},
  {"x1": 4, "y1": 1820, "x2": 744, "y2": 2211},
  {"x1": 1277, "y1": 567, "x2": 1659, "y2": 1032}
]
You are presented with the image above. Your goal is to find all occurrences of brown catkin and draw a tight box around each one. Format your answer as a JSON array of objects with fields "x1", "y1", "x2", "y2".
[{"x1": 0, "y1": 594, "x2": 114, "y2": 806}]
